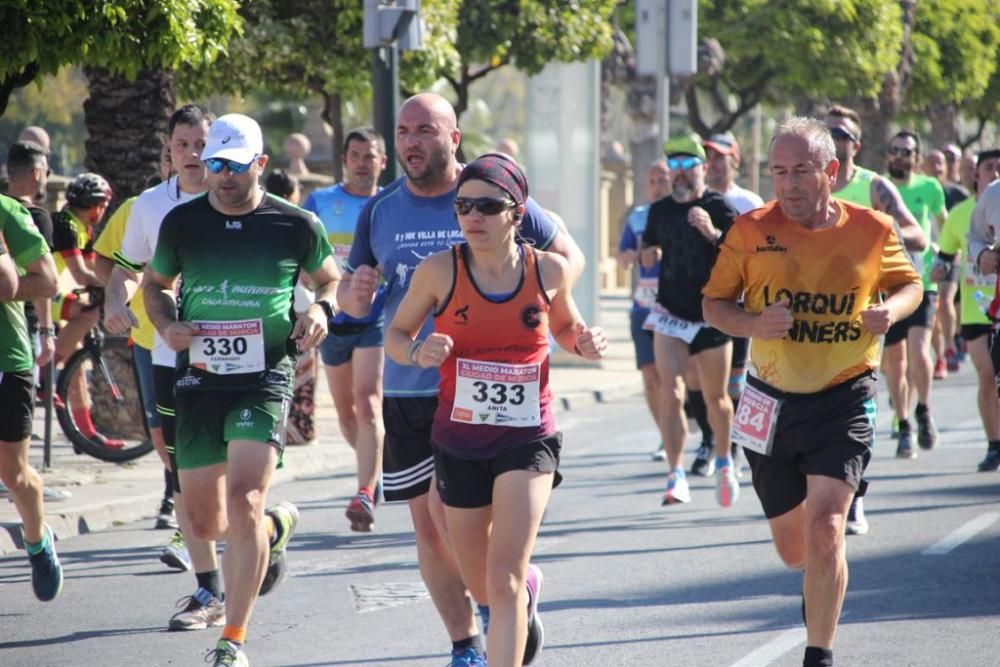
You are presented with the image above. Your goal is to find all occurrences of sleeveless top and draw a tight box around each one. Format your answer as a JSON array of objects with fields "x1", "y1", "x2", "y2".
[
  {"x1": 432, "y1": 243, "x2": 556, "y2": 459},
  {"x1": 835, "y1": 165, "x2": 875, "y2": 207}
]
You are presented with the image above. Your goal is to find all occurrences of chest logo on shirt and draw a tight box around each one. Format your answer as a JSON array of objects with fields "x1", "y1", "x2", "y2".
[
  {"x1": 454, "y1": 304, "x2": 469, "y2": 324},
  {"x1": 521, "y1": 305, "x2": 542, "y2": 329},
  {"x1": 756, "y1": 235, "x2": 787, "y2": 254},
  {"x1": 225, "y1": 220, "x2": 242, "y2": 230}
]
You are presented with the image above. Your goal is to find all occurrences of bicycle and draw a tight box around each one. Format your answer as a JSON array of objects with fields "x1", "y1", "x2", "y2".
[{"x1": 51, "y1": 287, "x2": 153, "y2": 463}]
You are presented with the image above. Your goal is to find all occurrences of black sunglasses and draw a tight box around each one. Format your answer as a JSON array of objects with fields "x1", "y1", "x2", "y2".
[
  {"x1": 887, "y1": 146, "x2": 915, "y2": 158},
  {"x1": 454, "y1": 196, "x2": 516, "y2": 216},
  {"x1": 829, "y1": 127, "x2": 857, "y2": 143}
]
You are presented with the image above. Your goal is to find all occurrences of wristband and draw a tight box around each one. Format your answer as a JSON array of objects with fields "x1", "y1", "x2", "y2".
[
  {"x1": 313, "y1": 299, "x2": 335, "y2": 321},
  {"x1": 408, "y1": 339, "x2": 424, "y2": 367},
  {"x1": 37, "y1": 327, "x2": 55, "y2": 337}
]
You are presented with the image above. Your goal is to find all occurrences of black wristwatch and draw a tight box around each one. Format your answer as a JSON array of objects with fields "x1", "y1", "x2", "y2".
[{"x1": 313, "y1": 299, "x2": 335, "y2": 320}]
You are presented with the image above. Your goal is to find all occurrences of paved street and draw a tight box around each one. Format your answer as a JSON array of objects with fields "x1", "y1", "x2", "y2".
[{"x1": 1, "y1": 360, "x2": 998, "y2": 666}]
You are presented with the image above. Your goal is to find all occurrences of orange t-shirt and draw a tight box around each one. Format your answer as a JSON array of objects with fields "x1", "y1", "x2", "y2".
[{"x1": 703, "y1": 200, "x2": 921, "y2": 393}]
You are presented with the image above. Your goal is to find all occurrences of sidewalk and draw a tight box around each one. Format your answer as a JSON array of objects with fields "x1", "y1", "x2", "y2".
[{"x1": 0, "y1": 292, "x2": 643, "y2": 555}]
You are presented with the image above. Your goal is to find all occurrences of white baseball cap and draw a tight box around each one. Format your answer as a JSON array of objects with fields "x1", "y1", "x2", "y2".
[{"x1": 202, "y1": 113, "x2": 263, "y2": 164}]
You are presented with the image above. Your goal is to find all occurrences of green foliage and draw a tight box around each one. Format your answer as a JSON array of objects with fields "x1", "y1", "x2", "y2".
[{"x1": 907, "y1": 0, "x2": 1000, "y2": 109}]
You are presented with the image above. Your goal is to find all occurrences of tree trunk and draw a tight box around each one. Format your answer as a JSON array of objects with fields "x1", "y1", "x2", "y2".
[
  {"x1": 321, "y1": 91, "x2": 344, "y2": 182},
  {"x1": 927, "y1": 103, "x2": 959, "y2": 149},
  {"x1": 83, "y1": 67, "x2": 176, "y2": 206}
]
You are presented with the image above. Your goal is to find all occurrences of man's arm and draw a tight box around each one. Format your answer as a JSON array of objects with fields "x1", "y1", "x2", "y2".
[
  {"x1": 291, "y1": 256, "x2": 341, "y2": 352},
  {"x1": 970, "y1": 182, "x2": 1000, "y2": 274},
  {"x1": 703, "y1": 296, "x2": 793, "y2": 340},
  {"x1": 871, "y1": 176, "x2": 927, "y2": 252},
  {"x1": 62, "y1": 253, "x2": 103, "y2": 287},
  {"x1": 104, "y1": 264, "x2": 141, "y2": 333},
  {"x1": 0, "y1": 250, "x2": 17, "y2": 301},
  {"x1": 542, "y1": 209, "x2": 585, "y2": 285},
  {"x1": 94, "y1": 254, "x2": 115, "y2": 284},
  {"x1": 14, "y1": 254, "x2": 58, "y2": 301}
]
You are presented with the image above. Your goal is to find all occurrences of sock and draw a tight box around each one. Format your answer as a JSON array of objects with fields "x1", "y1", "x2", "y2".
[
  {"x1": 915, "y1": 403, "x2": 928, "y2": 417},
  {"x1": 73, "y1": 407, "x2": 97, "y2": 438},
  {"x1": 715, "y1": 455, "x2": 732, "y2": 468},
  {"x1": 25, "y1": 531, "x2": 49, "y2": 556},
  {"x1": 672, "y1": 467, "x2": 686, "y2": 479},
  {"x1": 196, "y1": 569, "x2": 222, "y2": 600},
  {"x1": 221, "y1": 625, "x2": 246, "y2": 645},
  {"x1": 688, "y1": 390, "x2": 713, "y2": 442},
  {"x1": 989, "y1": 440, "x2": 1000, "y2": 453},
  {"x1": 898, "y1": 418, "x2": 911, "y2": 433},
  {"x1": 359, "y1": 486, "x2": 374, "y2": 500},
  {"x1": 163, "y1": 469, "x2": 174, "y2": 500},
  {"x1": 452, "y1": 635, "x2": 484, "y2": 653},
  {"x1": 803, "y1": 645, "x2": 833, "y2": 667}
]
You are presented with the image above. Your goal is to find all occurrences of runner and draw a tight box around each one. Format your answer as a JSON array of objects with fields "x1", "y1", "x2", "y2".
[
  {"x1": 639, "y1": 133, "x2": 740, "y2": 507},
  {"x1": 703, "y1": 117, "x2": 922, "y2": 667},
  {"x1": 303, "y1": 127, "x2": 388, "y2": 532},
  {"x1": 386, "y1": 154, "x2": 605, "y2": 667},
  {"x1": 339, "y1": 92, "x2": 583, "y2": 667},
  {"x1": 0, "y1": 194, "x2": 62, "y2": 601},
  {"x1": 934, "y1": 149, "x2": 1000, "y2": 471},
  {"x1": 616, "y1": 160, "x2": 669, "y2": 461},
  {"x1": 104, "y1": 105, "x2": 224, "y2": 629},
  {"x1": 143, "y1": 113, "x2": 339, "y2": 667}
]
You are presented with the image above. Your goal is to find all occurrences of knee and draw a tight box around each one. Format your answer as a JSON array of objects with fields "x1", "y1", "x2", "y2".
[
  {"x1": 225, "y1": 486, "x2": 266, "y2": 536},
  {"x1": 773, "y1": 535, "x2": 806, "y2": 570},
  {"x1": 485, "y1": 567, "x2": 524, "y2": 608},
  {"x1": 187, "y1": 512, "x2": 225, "y2": 541},
  {"x1": 805, "y1": 513, "x2": 844, "y2": 563},
  {"x1": 353, "y1": 388, "x2": 380, "y2": 422}
]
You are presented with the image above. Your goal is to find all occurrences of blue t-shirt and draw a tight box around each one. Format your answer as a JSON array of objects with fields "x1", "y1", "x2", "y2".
[
  {"x1": 348, "y1": 177, "x2": 559, "y2": 396},
  {"x1": 618, "y1": 205, "x2": 660, "y2": 315},
  {"x1": 304, "y1": 183, "x2": 385, "y2": 326}
]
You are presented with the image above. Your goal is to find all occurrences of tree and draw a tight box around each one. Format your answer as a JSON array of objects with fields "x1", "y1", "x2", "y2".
[
  {"x1": 3, "y1": 1, "x2": 241, "y2": 199},
  {"x1": 685, "y1": 0, "x2": 904, "y2": 137}
]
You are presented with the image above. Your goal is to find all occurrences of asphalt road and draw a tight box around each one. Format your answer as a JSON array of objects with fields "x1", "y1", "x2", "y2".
[{"x1": 1, "y1": 368, "x2": 998, "y2": 666}]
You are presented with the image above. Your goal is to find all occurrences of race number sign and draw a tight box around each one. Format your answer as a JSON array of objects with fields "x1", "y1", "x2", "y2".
[
  {"x1": 731, "y1": 382, "x2": 781, "y2": 455},
  {"x1": 333, "y1": 243, "x2": 352, "y2": 272},
  {"x1": 190, "y1": 319, "x2": 265, "y2": 375},
  {"x1": 451, "y1": 358, "x2": 541, "y2": 427},
  {"x1": 633, "y1": 276, "x2": 658, "y2": 309},
  {"x1": 642, "y1": 305, "x2": 702, "y2": 343}
]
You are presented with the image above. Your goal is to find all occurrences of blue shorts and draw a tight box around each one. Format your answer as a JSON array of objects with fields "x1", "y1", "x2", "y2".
[
  {"x1": 131, "y1": 344, "x2": 160, "y2": 428},
  {"x1": 629, "y1": 308, "x2": 655, "y2": 369},
  {"x1": 319, "y1": 320, "x2": 384, "y2": 367}
]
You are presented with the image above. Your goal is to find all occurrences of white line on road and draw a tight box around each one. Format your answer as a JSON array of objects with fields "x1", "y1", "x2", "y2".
[
  {"x1": 730, "y1": 628, "x2": 805, "y2": 667},
  {"x1": 922, "y1": 512, "x2": 1000, "y2": 555}
]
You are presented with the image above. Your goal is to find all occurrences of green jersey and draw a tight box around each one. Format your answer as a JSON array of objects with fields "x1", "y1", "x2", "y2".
[
  {"x1": 937, "y1": 197, "x2": 990, "y2": 325},
  {"x1": 894, "y1": 173, "x2": 946, "y2": 291},
  {"x1": 834, "y1": 165, "x2": 876, "y2": 207},
  {"x1": 0, "y1": 195, "x2": 51, "y2": 372},
  {"x1": 150, "y1": 193, "x2": 332, "y2": 393}
]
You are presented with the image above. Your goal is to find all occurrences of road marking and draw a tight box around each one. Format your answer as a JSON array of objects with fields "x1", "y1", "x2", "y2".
[
  {"x1": 729, "y1": 628, "x2": 805, "y2": 667},
  {"x1": 923, "y1": 513, "x2": 1000, "y2": 555},
  {"x1": 349, "y1": 582, "x2": 429, "y2": 613}
]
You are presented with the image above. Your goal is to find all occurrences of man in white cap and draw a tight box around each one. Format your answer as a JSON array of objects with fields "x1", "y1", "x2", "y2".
[{"x1": 143, "y1": 113, "x2": 340, "y2": 667}]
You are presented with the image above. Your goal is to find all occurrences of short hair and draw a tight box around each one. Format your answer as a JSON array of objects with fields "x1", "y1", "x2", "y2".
[
  {"x1": 264, "y1": 169, "x2": 298, "y2": 200},
  {"x1": 7, "y1": 140, "x2": 49, "y2": 176},
  {"x1": 168, "y1": 104, "x2": 215, "y2": 137},
  {"x1": 770, "y1": 117, "x2": 836, "y2": 167},
  {"x1": 891, "y1": 130, "x2": 921, "y2": 155},
  {"x1": 827, "y1": 104, "x2": 862, "y2": 140},
  {"x1": 343, "y1": 127, "x2": 385, "y2": 156}
]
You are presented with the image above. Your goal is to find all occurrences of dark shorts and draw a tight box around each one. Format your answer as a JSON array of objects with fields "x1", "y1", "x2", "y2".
[
  {"x1": 434, "y1": 433, "x2": 563, "y2": 509},
  {"x1": 630, "y1": 308, "x2": 655, "y2": 368},
  {"x1": 382, "y1": 396, "x2": 437, "y2": 502},
  {"x1": 690, "y1": 325, "x2": 731, "y2": 356},
  {"x1": 319, "y1": 320, "x2": 384, "y2": 367},
  {"x1": 731, "y1": 336, "x2": 749, "y2": 368},
  {"x1": 0, "y1": 371, "x2": 34, "y2": 442},
  {"x1": 153, "y1": 365, "x2": 179, "y2": 491},
  {"x1": 132, "y1": 345, "x2": 160, "y2": 429},
  {"x1": 742, "y1": 373, "x2": 876, "y2": 520},
  {"x1": 961, "y1": 323, "x2": 991, "y2": 343},
  {"x1": 885, "y1": 291, "x2": 938, "y2": 346}
]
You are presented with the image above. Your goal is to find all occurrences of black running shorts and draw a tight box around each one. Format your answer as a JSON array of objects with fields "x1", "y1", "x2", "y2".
[
  {"x1": 434, "y1": 433, "x2": 563, "y2": 509},
  {"x1": 153, "y1": 365, "x2": 179, "y2": 492},
  {"x1": 0, "y1": 371, "x2": 34, "y2": 442},
  {"x1": 885, "y1": 291, "x2": 938, "y2": 346},
  {"x1": 743, "y1": 372, "x2": 876, "y2": 519},
  {"x1": 382, "y1": 396, "x2": 437, "y2": 502},
  {"x1": 961, "y1": 323, "x2": 991, "y2": 343}
]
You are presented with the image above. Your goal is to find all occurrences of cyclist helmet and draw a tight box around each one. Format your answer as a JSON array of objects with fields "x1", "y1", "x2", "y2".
[{"x1": 65, "y1": 173, "x2": 112, "y2": 208}]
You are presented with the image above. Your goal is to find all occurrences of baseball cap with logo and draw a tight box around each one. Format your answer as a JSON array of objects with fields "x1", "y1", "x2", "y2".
[
  {"x1": 202, "y1": 113, "x2": 264, "y2": 164},
  {"x1": 703, "y1": 131, "x2": 739, "y2": 156},
  {"x1": 663, "y1": 133, "x2": 707, "y2": 161}
]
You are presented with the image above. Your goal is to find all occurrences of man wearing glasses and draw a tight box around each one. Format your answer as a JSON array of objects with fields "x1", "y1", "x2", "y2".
[
  {"x1": 639, "y1": 134, "x2": 741, "y2": 508},
  {"x1": 143, "y1": 113, "x2": 339, "y2": 667}
]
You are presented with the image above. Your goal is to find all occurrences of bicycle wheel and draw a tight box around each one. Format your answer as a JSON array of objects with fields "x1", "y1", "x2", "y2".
[{"x1": 55, "y1": 336, "x2": 153, "y2": 463}]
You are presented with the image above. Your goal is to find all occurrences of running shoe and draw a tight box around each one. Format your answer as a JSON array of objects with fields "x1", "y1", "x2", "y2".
[
  {"x1": 446, "y1": 647, "x2": 487, "y2": 667},
  {"x1": 259, "y1": 501, "x2": 299, "y2": 596},
  {"x1": 523, "y1": 563, "x2": 545, "y2": 665},
  {"x1": 345, "y1": 490, "x2": 375, "y2": 533},
  {"x1": 890, "y1": 415, "x2": 900, "y2": 438},
  {"x1": 206, "y1": 639, "x2": 248, "y2": 667},
  {"x1": 977, "y1": 448, "x2": 1000, "y2": 472},
  {"x1": 661, "y1": 471, "x2": 691, "y2": 505},
  {"x1": 169, "y1": 587, "x2": 225, "y2": 631},
  {"x1": 895, "y1": 428, "x2": 916, "y2": 459},
  {"x1": 715, "y1": 459, "x2": 739, "y2": 508},
  {"x1": 845, "y1": 496, "x2": 869, "y2": 535},
  {"x1": 933, "y1": 358, "x2": 947, "y2": 380},
  {"x1": 28, "y1": 524, "x2": 63, "y2": 602},
  {"x1": 690, "y1": 443, "x2": 715, "y2": 476},
  {"x1": 650, "y1": 442, "x2": 666, "y2": 461},
  {"x1": 916, "y1": 411, "x2": 938, "y2": 450},
  {"x1": 946, "y1": 348, "x2": 960, "y2": 373},
  {"x1": 160, "y1": 531, "x2": 191, "y2": 571},
  {"x1": 2, "y1": 482, "x2": 70, "y2": 501},
  {"x1": 156, "y1": 497, "x2": 178, "y2": 530}
]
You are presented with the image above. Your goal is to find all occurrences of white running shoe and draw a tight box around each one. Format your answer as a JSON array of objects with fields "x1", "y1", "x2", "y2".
[{"x1": 661, "y1": 471, "x2": 691, "y2": 505}]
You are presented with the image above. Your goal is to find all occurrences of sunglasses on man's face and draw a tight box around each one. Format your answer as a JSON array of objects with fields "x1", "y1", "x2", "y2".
[
  {"x1": 204, "y1": 157, "x2": 256, "y2": 175},
  {"x1": 666, "y1": 156, "x2": 704, "y2": 171},
  {"x1": 829, "y1": 127, "x2": 858, "y2": 143},
  {"x1": 887, "y1": 146, "x2": 915, "y2": 158},
  {"x1": 454, "y1": 196, "x2": 515, "y2": 216}
]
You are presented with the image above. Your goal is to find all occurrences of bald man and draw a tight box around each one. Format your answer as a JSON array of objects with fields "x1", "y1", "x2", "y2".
[{"x1": 338, "y1": 92, "x2": 583, "y2": 667}]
